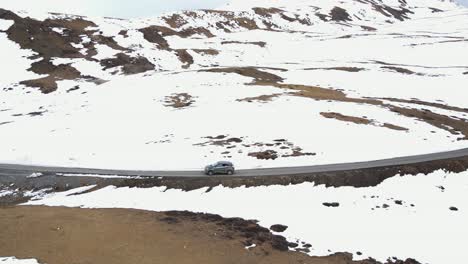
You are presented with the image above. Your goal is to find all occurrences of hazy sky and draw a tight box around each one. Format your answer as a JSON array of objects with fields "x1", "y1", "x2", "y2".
[
  {"x1": 1, "y1": 0, "x2": 466, "y2": 18},
  {"x1": 0, "y1": 0, "x2": 229, "y2": 18}
]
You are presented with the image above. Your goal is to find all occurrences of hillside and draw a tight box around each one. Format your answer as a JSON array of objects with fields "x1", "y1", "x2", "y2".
[{"x1": 1, "y1": 0, "x2": 468, "y2": 169}]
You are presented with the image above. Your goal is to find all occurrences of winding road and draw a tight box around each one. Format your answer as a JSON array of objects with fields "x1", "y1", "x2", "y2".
[{"x1": 1, "y1": 147, "x2": 468, "y2": 178}]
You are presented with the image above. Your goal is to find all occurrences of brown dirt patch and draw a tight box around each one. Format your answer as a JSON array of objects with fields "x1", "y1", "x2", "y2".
[
  {"x1": 193, "y1": 49, "x2": 219, "y2": 56},
  {"x1": 388, "y1": 106, "x2": 468, "y2": 140},
  {"x1": 381, "y1": 66, "x2": 423, "y2": 75},
  {"x1": 139, "y1": 26, "x2": 170, "y2": 50},
  {"x1": 321, "y1": 112, "x2": 372, "y2": 125},
  {"x1": 304, "y1": 67, "x2": 365, "y2": 72},
  {"x1": 163, "y1": 13, "x2": 190, "y2": 28},
  {"x1": 237, "y1": 93, "x2": 283, "y2": 103},
  {"x1": 0, "y1": 206, "x2": 420, "y2": 264},
  {"x1": 330, "y1": 7, "x2": 352, "y2": 22},
  {"x1": 195, "y1": 136, "x2": 243, "y2": 147},
  {"x1": 221, "y1": 41, "x2": 267, "y2": 47},
  {"x1": 320, "y1": 112, "x2": 409, "y2": 131},
  {"x1": 249, "y1": 150, "x2": 279, "y2": 160},
  {"x1": 164, "y1": 93, "x2": 195, "y2": 109},
  {"x1": 201, "y1": 67, "x2": 284, "y2": 83},
  {"x1": 361, "y1": 25, "x2": 377, "y2": 31},
  {"x1": 174, "y1": 49, "x2": 194, "y2": 69},
  {"x1": 100, "y1": 53, "x2": 155, "y2": 74},
  {"x1": 252, "y1": 7, "x2": 283, "y2": 17},
  {"x1": 380, "y1": 98, "x2": 468, "y2": 114},
  {"x1": 20, "y1": 62, "x2": 81, "y2": 93},
  {"x1": 382, "y1": 123, "x2": 409, "y2": 131}
]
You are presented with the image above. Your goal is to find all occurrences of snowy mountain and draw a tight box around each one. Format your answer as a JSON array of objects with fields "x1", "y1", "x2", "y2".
[{"x1": 1, "y1": 0, "x2": 468, "y2": 169}]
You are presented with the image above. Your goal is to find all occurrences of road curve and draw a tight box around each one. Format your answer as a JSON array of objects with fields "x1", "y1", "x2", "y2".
[{"x1": 1, "y1": 148, "x2": 468, "y2": 177}]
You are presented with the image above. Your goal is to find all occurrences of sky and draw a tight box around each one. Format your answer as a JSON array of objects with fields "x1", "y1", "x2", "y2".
[
  {"x1": 0, "y1": 0, "x2": 230, "y2": 18},
  {"x1": 0, "y1": 0, "x2": 466, "y2": 18}
]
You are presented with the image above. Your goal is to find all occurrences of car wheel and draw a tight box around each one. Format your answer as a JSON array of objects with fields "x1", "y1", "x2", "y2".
[
  {"x1": 227, "y1": 170, "x2": 233, "y2": 175},
  {"x1": 208, "y1": 171, "x2": 214, "y2": 176}
]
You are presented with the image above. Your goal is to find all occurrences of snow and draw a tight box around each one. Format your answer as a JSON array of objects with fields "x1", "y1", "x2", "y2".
[
  {"x1": 0, "y1": 190, "x2": 15, "y2": 198},
  {"x1": 56, "y1": 173, "x2": 141, "y2": 179},
  {"x1": 0, "y1": 19, "x2": 14, "y2": 31},
  {"x1": 25, "y1": 170, "x2": 468, "y2": 264},
  {"x1": 0, "y1": 258, "x2": 41, "y2": 264},
  {"x1": 27, "y1": 172, "x2": 43, "y2": 178}
]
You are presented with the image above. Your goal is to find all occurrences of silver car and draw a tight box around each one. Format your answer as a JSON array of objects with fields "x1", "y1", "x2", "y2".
[{"x1": 204, "y1": 161, "x2": 235, "y2": 175}]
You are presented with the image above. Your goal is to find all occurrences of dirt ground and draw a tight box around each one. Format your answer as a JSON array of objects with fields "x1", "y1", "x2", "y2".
[{"x1": 0, "y1": 206, "x2": 418, "y2": 264}]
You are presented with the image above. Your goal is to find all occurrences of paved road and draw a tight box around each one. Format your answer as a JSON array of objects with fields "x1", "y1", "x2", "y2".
[{"x1": 1, "y1": 147, "x2": 468, "y2": 177}]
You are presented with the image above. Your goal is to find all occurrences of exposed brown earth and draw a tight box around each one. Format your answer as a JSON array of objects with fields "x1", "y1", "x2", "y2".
[
  {"x1": 0, "y1": 9, "x2": 162, "y2": 92},
  {"x1": 221, "y1": 41, "x2": 267, "y2": 47},
  {"x1": 237, "y1": 93, "x2": 284, "y2": 103},
  {"x1": 320, "y1": 112, "x2": 409, "y2": 131},
  {"x1": 304, "y1": 67, "x2": 366, "y2": 72},
  {"x1": 100, "y1": 53, "x2": 155, "y2": 75},
  {"x1": 164, "y1": 93, "x2": 195, "y2": 109},
  {"x1": 330, "y1": 7, "x2": 352, "y2": 22},
  {"x1": 193, "y1": 49, "x2": 220, "y2": 56},
  {"x1": 174, "y1": 49, "x2": 194, "y2": 69},
  {"x1": 139, "y1": 26, "x2": 171, "y2": 50},
  {"x1": 0, "y1": 206, "x2": 420, "y2": 264},
  {"x1": 194, "y1": 136, "x2": 315, "y2": 160},
  {"x1": 382, "y1": 123, "x2": 409, "y2": 131},
  {"x1": 379, "y1": 97, "x2": 468, "y2": 113},
  {"x1": 20, "y1": 62, "x2": 82, "y2": 93},
  {"x1": 321, "y1": 112, "x2": 372, "y2": 125},
  {"x1": 388, "y1": 106, "x2": 468, "y2": 140},
  {"x1": 195, "y1": 135, "x2": 244, "y2": 147},
  {"x1": 201, "y1": 67, "x2": 284, "y2": 83},
  {"x1": 249, "y1": 150, "x2": 279, "y2": 160},
  {"x1": 362, "y1": 0, "x2": 414, "y2": 21},
  {"x1": 381, "y1": 66, "x2": 424, "y2": 75},
  {"x1": 203, "y1": 66, "x2": 467, "y2": 139}
]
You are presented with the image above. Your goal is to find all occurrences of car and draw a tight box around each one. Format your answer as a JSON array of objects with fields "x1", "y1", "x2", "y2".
[{"x1": 204, "y1": 161, "x2": 235, "y2": 175}]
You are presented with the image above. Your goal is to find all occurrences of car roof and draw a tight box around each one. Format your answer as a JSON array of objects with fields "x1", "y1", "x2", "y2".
[{"x1": 218, "y1": 161, "x2": 233, "y2": 165}]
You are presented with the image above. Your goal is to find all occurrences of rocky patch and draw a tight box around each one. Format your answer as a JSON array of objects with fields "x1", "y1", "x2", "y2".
[
  {"x1": 101, "y1": 53, "x2": 155, "y2": 74},
  {"x1": 321, "y1": 112, "x2": 372, "y2": 125},
  {"x1": 139, "y1": 26, "x2": 170, "y2": 50},
  {"x1": 449, "y1": 206, "x2": 458, "y2": 211},
  {"x1": 201, "y1": 67, "x2": 284, "y2": 84},
  {"x1": 270, "y1": 224, "x2": 288, "y2": 232},
  {"x1": 192, "y1": 49, "x2": 219, "y2": 56},
  {"x1": 221, "y1": 41, "x2": 267, "y2": 47},
  {"x1": 323, "y1": 202, "x2": 340, "y2": 207},
  {"x1": 304, "y1": 67, "x2": 365, "y2": 72},
  {"x1": 163, "y1": 93, "x2": 195, "y2": 109},
  {"x1": 330, "y1": 7, "x2": 352, "y2": 22},
  {"x1": 381, "y1": 66, "x2": 424, "y2": 76},
  {"x1": 174, "y1": 49, "x2": 194, "y2": 69},
  {"x1": 321, "y1": 112, "x2": 409, "y2": 131},
  {"x1": 21, "y1": 62, "x2": 82, "y2": 93},
  {"x1": 249, "y1": 150, "x2": 279, "y2": 160},
  {"x1": 195, "y1": 135, "x2": 243, "y2": 147},
  {"x1": 237, "y1": 93, "x2": 284, "y2": 103}
]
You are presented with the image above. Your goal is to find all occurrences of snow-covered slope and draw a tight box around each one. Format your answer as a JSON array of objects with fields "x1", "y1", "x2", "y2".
[{"x1": 1, "y1": 0, "x2": 467, "y2": 169}]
